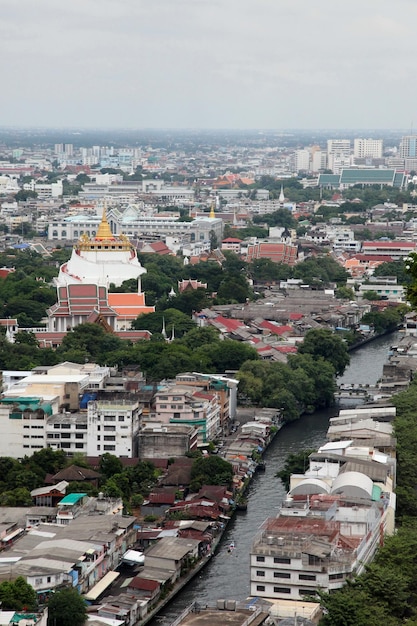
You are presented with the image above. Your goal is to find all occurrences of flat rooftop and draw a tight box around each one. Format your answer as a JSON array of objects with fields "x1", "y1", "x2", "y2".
[{"x1": 179, "y1": 608, "x2": 268, "y2": 626}]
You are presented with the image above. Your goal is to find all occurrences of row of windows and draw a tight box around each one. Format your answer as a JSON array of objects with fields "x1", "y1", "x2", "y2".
[
  {"x1": 255, "y1": 571, "x2": 316, "y2": 581},
  {"x1": 47, "y1": 433, "x2": 85, "y2": 439},
  {"x1": 52, "y1": 424, "x2": 87, "y2": 430},
  {"x1": 256, "y1": 556, "x2": 291, "y2": 564},
  {"x1": 256, "y1": 585, "x2": 317, "y2": 596}
]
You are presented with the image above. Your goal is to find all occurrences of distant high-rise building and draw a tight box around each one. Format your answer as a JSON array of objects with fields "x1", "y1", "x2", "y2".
[
  {"x1": 354, "y1": 138, "x2": 383, "y2": 159},
  {"x1": 311, "y1": 150, "x2": 327, "y2": 172},
  {"x1": 327, "y1": 139, "x2": 351, "y2": 173},
  {"x1": 294, "y1": 149, "x2": 310, "y2": 172},
  {"x1": 400, "y1": 135, "x2": 417, "y2": 159}
]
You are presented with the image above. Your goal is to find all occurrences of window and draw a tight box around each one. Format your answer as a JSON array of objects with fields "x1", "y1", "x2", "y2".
[
  {"x1": 61, "y1": 433, "x2": 70, "y2": 439},
  {"x1": 274, "y1": 587, "x2": 290, "y2": 594},
  {"x1": 76, "y1": 424, "x2": 87, "y2": 430},
  {"x1": 329, "y1": 573, "x2": 344, "y2": 580},
  {"x1": 104, "y1": 445, "x2": 116, "y2": 451},
  {"x1": 61, "y1": 423, "x2": 70, "y2": 429},
  {"x1": 159, "y1": 396, "x2": 168, "y2": 401},
  {"x1": 104, "y1": 425, "x2": 115, "y2": 432},
  {"x1": 300, "y1": 589, "x2": 317, "y2": 596},
  {"x1": 75, "y1": 443, "x2": 84, "y2": 449},
  {"x1": 118, "y1": 416, "x2": 124, "y2": 422},
  {"x1": 47, "y1": 576, "x2": 51, "y2": 583},
  {"x1": 35, "y1": 578, "x2": 43, "y2": 586},
  {"x1": 75, "y1": 433, "x2": 84, "y2": 439},
  {"x1": 256, "y1": 556, "x2": 265, "y2": 562},
  {"x1": 104, "y1": 416, "x2": 116, "y2": 422},
  {"x1": 256, "y1": 570, "x2": 265, "y2": 577},
  {"x1": 274, "y1": 557, "x2": 290, "y2": 564},
  {"x1": 104, "y1": 435, "x2": 115, "y2": 441},
  {"x1": 299, "y1": 574, "x2": 316, "y2": 581},
  {"x1": 274, "y1": 572, "x2": 290, "y2": 579},
  {"x1": 256, "y1": 585, "x2": 265, "y2": 592},
  {"x1": 160, "y1": 404, "x2": 167, "y2": 409},
  {"x1": 60, "y1": 442, "x2": 71, "y2": 449},
  {"x1": 54, "y1": 424, "x2": 60, "y2": 429}
]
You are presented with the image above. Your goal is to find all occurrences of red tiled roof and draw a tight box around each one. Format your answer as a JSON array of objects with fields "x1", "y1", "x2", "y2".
[
  {"x1": 213, "y1": 315, "x2": 245, "y2": 331},
  {"x1": 129, "y1": 577, "x2": 160, "y2": 592},
  {"x1": 260, "y1": 320, "x2": 293, "y2": 335},
  {"x1": 275, "y1": 345, "x2": 297, "y2": 353},
  {"x1": 289, "y1": 312, "x2": 304, "y2": 321}
]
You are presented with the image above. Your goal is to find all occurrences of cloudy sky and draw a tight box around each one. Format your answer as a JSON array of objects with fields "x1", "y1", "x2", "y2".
[{"x1": 1, "y1": 0, "x2": 416, "y2": 129}]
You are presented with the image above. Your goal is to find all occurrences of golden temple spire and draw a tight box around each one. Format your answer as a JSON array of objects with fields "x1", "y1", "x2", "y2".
[
  {"x1": 209, "y1": 200, "x2": 216, "y2": 219},
  {"x1": 95, "y1": 209, "x2": 114, "y2": 240}
]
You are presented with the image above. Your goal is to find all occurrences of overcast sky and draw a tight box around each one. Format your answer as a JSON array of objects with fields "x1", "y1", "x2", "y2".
[{"x1": 2, "y1": 0, "x2": 416, "y2": 129}]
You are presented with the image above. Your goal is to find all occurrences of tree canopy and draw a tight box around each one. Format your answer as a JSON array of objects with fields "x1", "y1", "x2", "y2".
[
  {"x1": 47, "y1": 588, "x2": 87, "y2": 626},
  {"x1": 298, "y1": 328, "x2": 350, "y2": 376}
]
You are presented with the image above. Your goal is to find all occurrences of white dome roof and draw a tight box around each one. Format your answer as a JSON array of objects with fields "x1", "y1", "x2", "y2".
[
  {"x1": 290, "y1": 478, "x2": 331, "y2": 496},
  {"x1": 331, "y1": 471, "x2": 373, "y2": 499}
]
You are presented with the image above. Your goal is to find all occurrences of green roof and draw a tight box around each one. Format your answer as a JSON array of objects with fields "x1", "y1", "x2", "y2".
[
  {"x1": 1, "y1": 396, "x2": 42, "y2": 405},
  {"x1": 340, "y1": 169, "x2": 395, "y2": 184},
  {"x1": 318, "y1": 174, "x2": 340, "y2": 185},
  {"x1": 59, "y1": 493, "x2": 87, "y2": 505}
]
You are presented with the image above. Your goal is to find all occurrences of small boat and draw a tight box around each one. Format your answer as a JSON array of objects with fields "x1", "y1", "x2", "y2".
[{"x1": 226, "y1": 541, "x2": 235, "y2": 553}]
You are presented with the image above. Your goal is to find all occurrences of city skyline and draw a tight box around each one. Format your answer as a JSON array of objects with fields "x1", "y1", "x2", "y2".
[{"x1": 2, "y1": 0, "x2": 417, "y2": 130}]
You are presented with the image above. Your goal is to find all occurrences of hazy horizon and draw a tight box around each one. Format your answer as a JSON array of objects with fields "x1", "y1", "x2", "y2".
[{"x1": 2, "y1": 0, "x2": 417, "y2": 130}]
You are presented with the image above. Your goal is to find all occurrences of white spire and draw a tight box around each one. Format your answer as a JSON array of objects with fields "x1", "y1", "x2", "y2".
[
  {"x1": 170, "y1": 324, "x2": 175, "y2": 342},
  {"x1": 161, "y1": 316, "x2": 167, "y2": 339},
  {"x1": 279, "y1": 184, "x2": 285, "y2": 204}
]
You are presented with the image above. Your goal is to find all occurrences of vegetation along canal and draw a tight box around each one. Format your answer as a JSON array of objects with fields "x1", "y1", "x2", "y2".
[{"x1": 150, "y1": 331, "x2": 399, "y2": 625}]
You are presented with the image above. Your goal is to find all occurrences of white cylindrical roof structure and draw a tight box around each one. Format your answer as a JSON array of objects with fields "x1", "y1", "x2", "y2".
[
  {"x1": 290, "y1": 478, "x2": 331, "y2": 496},
  {"x1": 330, "y1": 471, "x2": 373, "y2": 499}
]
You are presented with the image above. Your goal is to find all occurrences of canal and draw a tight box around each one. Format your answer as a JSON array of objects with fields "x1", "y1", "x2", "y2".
[{"x1": 150, "y1": 331, "x2": 399, "y2": 624}]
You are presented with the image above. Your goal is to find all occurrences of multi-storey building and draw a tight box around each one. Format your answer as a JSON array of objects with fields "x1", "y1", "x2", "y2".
[
  {"x1": 250, "y1": 411, "x2": 396, "y2": 601},
  {"x1": 153, "y1": 383, "x2": 222, "y2": 442},
  {"x1": 327, "y1": 139, "x2": 351, "y2": 174},
  {"x1": 353, "y1": 138, "x2": 383, "y2": 159},
  {"x1": 86, "y1": 399, "x2": 142, "y2": 457}
]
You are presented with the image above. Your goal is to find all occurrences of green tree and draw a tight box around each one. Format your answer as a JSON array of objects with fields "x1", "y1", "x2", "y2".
[
  {"x1": 190, "y1": 456, "x2": 233, "y2": 491},
  {"x1": 47, "y1": 588, "x2": 87, "y2": 626},
  {"x1": 298, "y1": 328, "x2": 350, "y2": 376},
  {"x1": 0, "y1": 576, "x2": 37, "y2": 611},
  {"x1": 277, "y1": 449, "x2": 316, "y2": 490},
  {"x1": 99, "y1": 453, "x2": 123, "y2": 480}
]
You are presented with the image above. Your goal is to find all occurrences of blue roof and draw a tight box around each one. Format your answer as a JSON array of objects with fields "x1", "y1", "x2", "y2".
[{"x1": 59, "y1": 493, "x2": 87, "y2": 505}]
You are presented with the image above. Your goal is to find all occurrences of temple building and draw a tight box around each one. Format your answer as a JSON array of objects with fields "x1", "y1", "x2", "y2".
[{"x1": 35, "y1": 212, "x2": 154, "y2": 346}]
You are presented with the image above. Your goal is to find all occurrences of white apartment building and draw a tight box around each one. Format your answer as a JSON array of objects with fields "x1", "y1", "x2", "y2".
[
  {"x1": 294, "y1": 150, "x2": 310, "y2": 172},
  {"x1": 250, "y1": 438, "x2": 396, "y2": 601},
  {"x1": 311, "y1": 150, "x2": 327, "y2": 172},
  {"x1": 86, "y1": 399, "x2": 141, "y2": 457},
  {"x1": 327, "y1": 140, "x2": 351, "y2": 174},
  {"x1": 0, "y1": 395, "x2": 59, "y2": 458},
  {"x1": 45, "y1": 399, "x2": 141, "y2": 458},
  {"x1": 353, "y1": 138, "x2": 383, "y2": 159}
]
